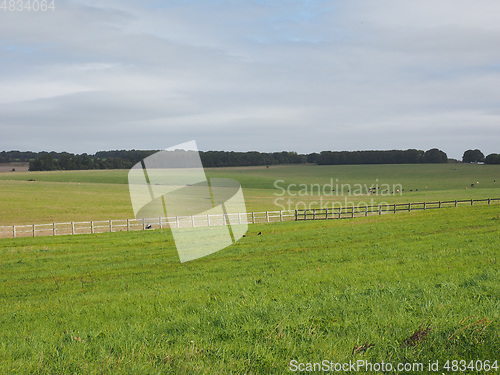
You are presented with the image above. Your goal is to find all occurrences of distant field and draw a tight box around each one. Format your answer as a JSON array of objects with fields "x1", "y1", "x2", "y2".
[
  {"x1": 0, "y1": 164, "x2": 499, "y2": 225},
  {"x1": 0, "y1": 162, "x2": 29, "y2": 173},
  {"x1": 0, "y1": 204, "x2": 498, "y2": 373}
]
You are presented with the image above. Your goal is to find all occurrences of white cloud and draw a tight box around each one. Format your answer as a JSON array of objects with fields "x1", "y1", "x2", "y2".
[{"x1": 0, "y1": 0, "x2": 499, "y2": 158}]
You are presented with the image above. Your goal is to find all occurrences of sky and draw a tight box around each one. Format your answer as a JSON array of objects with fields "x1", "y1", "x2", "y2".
[{"x1": 1, "y1": 0, "x2": 499, "y2": 159}]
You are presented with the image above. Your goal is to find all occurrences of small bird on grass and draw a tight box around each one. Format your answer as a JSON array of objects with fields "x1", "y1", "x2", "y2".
[{"x1": 257, "y1": 231, "x2": 262, "y2": 235}]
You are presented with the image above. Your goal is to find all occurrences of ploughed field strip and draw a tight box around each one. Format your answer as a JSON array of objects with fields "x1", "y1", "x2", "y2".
[{"x1": 1, "y1": 198, "x2": 499, "y2": 239}]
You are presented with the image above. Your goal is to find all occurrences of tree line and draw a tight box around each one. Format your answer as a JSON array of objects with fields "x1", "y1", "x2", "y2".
[
  {"x1": 0, "y1": 151, "x2": 39, "y2": 163},
  {"x1": 462, "y1": 149, "x2": 500, "y2": 164},
  {"x1": 26, "y1": 150, "x2": 307, "y2": 171},
  {"x1": 27, "y1": 151, "x2": 156, "y2": 171},
  {"x1": 0, "y1": 148, "x2": 499, "y2": 171},
  {"x1": 309, "y1": 149, "x2": 448, "y2": 165}
]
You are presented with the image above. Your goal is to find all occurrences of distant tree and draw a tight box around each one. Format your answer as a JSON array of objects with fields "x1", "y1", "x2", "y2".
[
  {"x1": 29, "y1": 158, "x2": 43, "y2": 171},
  {"x1": 484, "y1": 153, "x2": 500, "y2": 164},
  {"x1": 423, "y1": 148, "x2": 448, "y2": 163},
  {"x1": 306, "y1": 153, "x2": 319, "y2": 164},
  {"x1": 462, "y1": 149, "x2": 485, "y2": 163},
  {"x1": 42, "y1": 153, "x2": 57, "y2": 170},
  {"x1": 29, "y1": 153, "x2": 57, "y2": 170},
  {"x1": 79, "y1": 153, "x2": 94, "y2": 169},
  {"x1": 404, "y1": 149, "x2": 425, "y2": 163}
]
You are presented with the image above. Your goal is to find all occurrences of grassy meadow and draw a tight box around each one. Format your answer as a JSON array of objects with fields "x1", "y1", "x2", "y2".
[
  {"x1": 0, "y1": 204, "x2": 499, "y2": 374},
  {"x1": 0, "y1": 163, "x2": 499, "y2": 373},
  {"x1": 1, "y1": 163, "x2": 500, "y2": 225}
]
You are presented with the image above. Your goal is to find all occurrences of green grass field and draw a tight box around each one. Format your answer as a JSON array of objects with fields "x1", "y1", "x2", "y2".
[
  {"x1": 0, "y1": 204, "x2": 498, "y2": 373},
  {"x1": 1, "y1": 164, "x2": 500, "y2": 225},
  {"x1": 0, "y1": 164, "x2": 499, "y2": 374}
]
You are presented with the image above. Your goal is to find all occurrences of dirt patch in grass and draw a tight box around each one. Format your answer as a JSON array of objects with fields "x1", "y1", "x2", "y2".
[
  {"x1": 0, "y1": 162, "x2": 30, "y2": 173},
  {"x1": 402, "y1": 324, "x2": 432, "y2": 347}
]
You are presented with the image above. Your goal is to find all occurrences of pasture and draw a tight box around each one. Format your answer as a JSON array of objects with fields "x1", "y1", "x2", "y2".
[
  {"x1": 0, "y1": 205, "x2": 498, "y2": 373},
  {"x1": 0, "y1": 163, "x2": 499, "y2": 373},
  {"x1": 0, "y1": 163, "x2": 499, "y2": 226}
]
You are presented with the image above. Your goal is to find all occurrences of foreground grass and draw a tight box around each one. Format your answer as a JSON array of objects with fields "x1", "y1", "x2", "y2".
[
  {"x1": 1, "y1": 164, "x2": 500, "y2": 225},
  {"x1": 0, "y1": 204, "x2": 498, "y2": 374}
]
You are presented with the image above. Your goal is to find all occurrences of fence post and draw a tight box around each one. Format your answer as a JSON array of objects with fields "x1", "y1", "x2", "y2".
[
  {"x1": 176, "y1": 216, "x2": 179, "y2": 228},
  {"x1": 439, "y1": 201, "x2": 442, "y2": 209},
  {"x1": 53, "y1": 223, "x2": 56, "y2": 236},
  {"x1": 266, "y1": 211, "x2": 269, "y2": 222},
  {"x1": 423, "y1": 202, "x2": 426, "y2": 210},
  {"x1": 351, "y1": 206, "x2": 354, "y2": 218},
  {"x1": 192, "y1": 215, "x2": 195, "y2": 227},
  {"x1": 365, "y1": 206, "x2": 368, "y2": 217},
  {"x1": 142, "y1": 218, "x2": 146, "y2": 230},
  {"x1": 338, "y1": 208, "x2": 341, "y2": 219},
  {"x1": 279, "y1": 211, "x2": 283, "y2": 222},
  {"x1": 488, "y1": 198, "x2": 491, "y2": 205},
  {"x1": 13, "y1": 225, "x2": 16, "y2": 238},
  {"x1": 33, "y1": 224, "x2": 35, "y2": 237},
  {"x1": 91, "y1": 221, "x2": 94, "y2": 234},
  {"x1": 394, "y1": 204, "x2": 396, "y2": 213},
  {"x1": 471, "y1": 199, "x2": 473, "y2": 206},
  {"x1": 252, "y1": 212, "x2": 255, "y2": 224},
  {"x1": 294, "y1": 210, "x2": 298, "y2": 221},
  {"x1": 207, "y1": 214, "x2": 210, "y2": 226},
  {"x1": 325, "y1": 208, "x2": 328, "y2": 219},
  {"x1": 408, "y1": 203, "x2": 411, "y2": 212},
  {"x1": 313, "y1": 209, "x2": 316, "y2": 220},
  {"x1": 159, "y1": 217, "x2": 163, "y2": 229},
  {"x1": 379, "y1": 205, "x2": 382, "y2": 215},
  {"x1": 127, "y1": 219, "x2": 130, "y2": 231},
  {"x1": 109, "y1": 220, "x2": 113, "y2": 233},
  {"x1": 454, "y1": 200, "x2": 457, "y2": 207}
]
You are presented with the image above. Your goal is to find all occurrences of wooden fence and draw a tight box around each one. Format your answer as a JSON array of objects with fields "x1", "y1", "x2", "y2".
[
  {"x1": 296, "y1": 198, "x2": 500, "y2": 221},
  {"x1": 0, "y1": 198, "x2": 498, "y2": 239}
]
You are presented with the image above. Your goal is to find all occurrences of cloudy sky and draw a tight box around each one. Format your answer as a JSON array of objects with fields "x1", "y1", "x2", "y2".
[{"x1": 1, "y1": 0, "x2": 499, "y2": 158}]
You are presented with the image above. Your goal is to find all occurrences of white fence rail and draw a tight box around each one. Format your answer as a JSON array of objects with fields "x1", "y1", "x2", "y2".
[
  {"x1": 0, "y1": 210, "x2": 297, "y2": 239},
  {"x1": 1, "y1": 198, "x2": 498, "y2": 239}
]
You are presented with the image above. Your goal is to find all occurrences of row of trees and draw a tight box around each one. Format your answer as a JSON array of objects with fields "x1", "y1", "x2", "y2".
[
  {"x1": 0, "y1": 148, "x2": 495, "y2": 171},
  {"x1": 28, "y1": 151, "x2": 155, "y2": 171},
  {"x1": 199, "y1": 151, "x2": 305, "y2": 167},
  {"x1": 462, "y1": 149, "x2": 500, "y2": 164},
  {"x1": 25, "y1": 148, "x2": 451, "y2": 171},
  {"x1": 0, "y1": 151, "x2": 39, "y2": 163},
  {"x1": 311, "y1": 149, "x2": 448, "y2": 165},
  {"x1": 27, "y1": 150, "x2": 307, "y2": 170}
]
